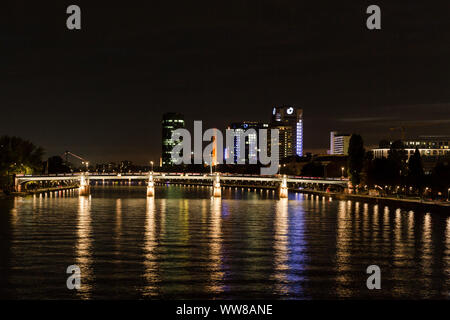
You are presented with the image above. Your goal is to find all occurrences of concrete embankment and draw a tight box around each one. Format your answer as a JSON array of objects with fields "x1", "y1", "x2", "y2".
[
  {"x1": 10, "y1": 185, "x2": 79, "y2": 196},
  {"x1": 291, "y1": 188, "x2": 450, "y2": 212}
]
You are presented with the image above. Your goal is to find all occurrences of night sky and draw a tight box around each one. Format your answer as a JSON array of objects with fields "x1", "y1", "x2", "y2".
[{"x1": 2, "y1": 1, "x2": 450, "y2": 164}]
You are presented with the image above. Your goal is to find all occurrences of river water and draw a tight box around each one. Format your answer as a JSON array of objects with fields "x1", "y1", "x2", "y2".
[{"x1": 0, "y1": 186, "x2": 449, "y2": 299}]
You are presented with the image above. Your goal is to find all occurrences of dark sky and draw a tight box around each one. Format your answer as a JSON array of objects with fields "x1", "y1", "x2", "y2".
[{"x1": 2, "y1": 0, "x2": 450, "y2": 164}]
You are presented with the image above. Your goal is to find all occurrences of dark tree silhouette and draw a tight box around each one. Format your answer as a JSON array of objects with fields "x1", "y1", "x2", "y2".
[
  {"x1": 367, "y1": 158, "x2": 398, "y2": 188},
  {"x1": 431, "y1": 161, "x2": 450, "y2": 198},
  {"x1": 0, "y1": 136, "x2": 44, "y2": 174},
  {"x1": 301, "y1": 161, "x2": 324, "y2": 177},
  {"x1": 47, "y1": 156, "x2": 71, "y2": 174},
  {"x1": 347, "y1": 134, "x2": 365, "y2": 188},
  {"x1": 407, "y1": 148, "x2": 425, "y2": 193},
  {"x1": 0, "y1": 136, "x2": 44, "y2": 188},
  {"x1": 361, "y1": 150, "x2": 374, "y2": 186},
  {"x1": 388, "y1": 140, "x2": 407, "y2": 183}
]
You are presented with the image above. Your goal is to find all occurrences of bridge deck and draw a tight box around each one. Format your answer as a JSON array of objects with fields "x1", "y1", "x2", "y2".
[{"x1": 16, "y1": 173, "x2": 348, "y2": 186}]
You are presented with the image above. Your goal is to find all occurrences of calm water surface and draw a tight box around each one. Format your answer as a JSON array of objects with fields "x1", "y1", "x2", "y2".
[{"x1": 0, "y1": 186, "x2": 449, "y2": 299}]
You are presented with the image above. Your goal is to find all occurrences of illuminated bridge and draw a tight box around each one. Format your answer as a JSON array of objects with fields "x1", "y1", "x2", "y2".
[{"x1": 15, "y1": 172, "x2": 348, "y2": 196}]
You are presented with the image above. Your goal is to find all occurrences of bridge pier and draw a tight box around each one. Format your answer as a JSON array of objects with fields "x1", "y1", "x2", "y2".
[
  {"x1": 279, "y1": 175, "x2": 288, "y2": 198},
  {"x1": 14, "y1": 177, "x2": 22, "y2": 192},
  {"x1": 147, "y1": 173, "x2": 155, "y2": 197},
  {"x1": 79, "y1": 173, "x2": 90, "y2": 196},
  {"x1": 213, "y1": 173, "x2": 221, "y2": 197}
]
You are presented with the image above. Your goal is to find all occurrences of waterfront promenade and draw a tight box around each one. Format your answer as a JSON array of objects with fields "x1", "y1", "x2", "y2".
[{"x1": 294, "y1": 188, "x2": 450, "y2": 211}]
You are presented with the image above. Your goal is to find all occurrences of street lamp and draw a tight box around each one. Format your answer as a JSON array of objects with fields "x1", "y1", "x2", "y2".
[
  {"x1": 424, "y1": 187, "x2": 429, "y2": 200},
  {"x1": 341, "y1": 167, "x2": 345, "y2": 178},
  {"x1": 82, "y1": 161, "x2": 89, "y2": 173},
  {"x1": 150, "y1": 161, "x2": 154, "y2": 173}
]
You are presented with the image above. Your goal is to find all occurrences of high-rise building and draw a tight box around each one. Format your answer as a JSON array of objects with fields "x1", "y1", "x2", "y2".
[
  {"x1": 270, "y1": 105, "x2": 303, "y2": 159},
  {"x1": 161, "y1": 112, "x2": 185, "y2": 166},
  {"x1": 329, "y1": 131, "x2": 351, "y2": 155},
  {"x1": 226, "y1": 121, "x2": 269, "y2": 164}
]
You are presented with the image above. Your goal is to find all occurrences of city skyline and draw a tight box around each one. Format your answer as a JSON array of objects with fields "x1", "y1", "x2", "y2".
[
  {"x1": 2, "y1": 2, "x2": 450, "y2": 164},
  {"x1": 3, "y1": 103, "x2": 450, "y2": 166}
]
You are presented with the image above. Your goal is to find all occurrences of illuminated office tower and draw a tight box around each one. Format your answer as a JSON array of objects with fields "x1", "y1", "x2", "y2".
[
  {"x1": 226, "y1": 122, "x2": 269, "y2": 164},
  {"x1": 161, "y1": 112, "x2": 185, "y2": 166},
  {"x1": 270, "y1": 105, "x2": 303, "y2": 159}
]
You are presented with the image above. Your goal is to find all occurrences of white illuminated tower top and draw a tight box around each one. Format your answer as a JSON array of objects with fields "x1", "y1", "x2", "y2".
[{"x1": 271, "y1": 105, "x2": 303, "y2": 158}]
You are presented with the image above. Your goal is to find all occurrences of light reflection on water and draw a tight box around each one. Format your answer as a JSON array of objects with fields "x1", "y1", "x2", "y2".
[
  {"x1": 273, "y1": 199, "x2": 289, "y2": 295},
  {"x1": 76, "y1": 196, "x2": 93, "y2": 299},
  {"x1": 143, "y1": 197, "x2": 158, "y2": 297},
  {"x1": 0, "y1": 185, "x2": 449, "y2": 299},
  {"x1": 208, "y1": 198, "x2": 224, "y2": 295}
]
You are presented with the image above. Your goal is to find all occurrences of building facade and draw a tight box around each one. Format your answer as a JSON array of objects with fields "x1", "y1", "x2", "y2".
[
  {"x1": 372, "y1": 136, "x2": 450, "y2": 159},
  {"x1": 225, "y1": 121, "x2": 269, "y2": 164},
  {"x1": 372, "y1": 136, "x2": 450, "y2": 173},
  {"x1": 329, "y1": 131, "x2": 351, "y2": 155},
  {"x1": 270, "y1": 105, "x2": 303, "y2": 160},
  {"x1": 161, "y1": 112, "x2": 185, "y2": 166}
]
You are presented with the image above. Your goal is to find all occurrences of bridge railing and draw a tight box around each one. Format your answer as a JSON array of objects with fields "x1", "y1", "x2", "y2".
[{"x1": 16, "y1": 172, "x2": 349, "y2": 183}]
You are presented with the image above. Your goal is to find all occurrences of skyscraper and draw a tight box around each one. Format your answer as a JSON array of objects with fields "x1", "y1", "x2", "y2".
[
  {"x1": 226, "y1": 121, "x2": 269, "y2": 164},
  {"x1": 270, "y1": 105, "x2": 303, "y2": 159},
  {"x1": 161, "y1": 112, "x2": 185, "y2": 166}
]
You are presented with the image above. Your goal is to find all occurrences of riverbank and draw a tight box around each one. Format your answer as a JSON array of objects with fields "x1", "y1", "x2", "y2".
[
  {"x1": 292, "y1": 188, "x2": 450, "y2": 211},
  {"x1": 9, "y1": 185, "x2": 79, "y2": 197}
]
